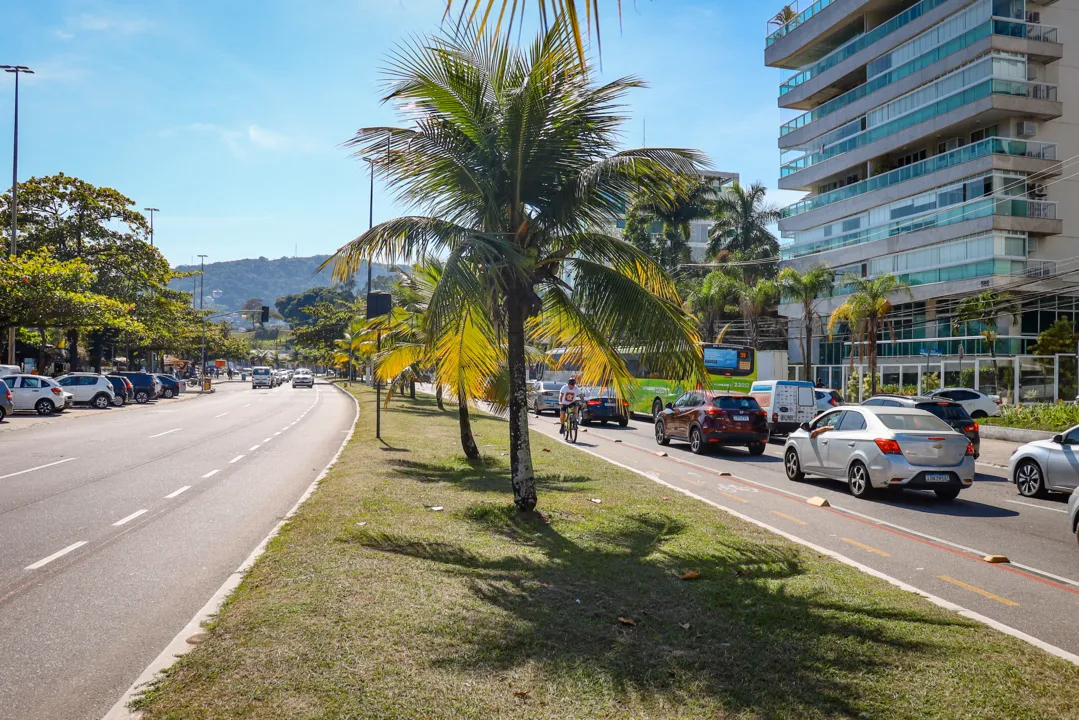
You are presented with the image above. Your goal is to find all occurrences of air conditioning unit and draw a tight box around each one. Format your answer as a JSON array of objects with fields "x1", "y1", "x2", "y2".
[
  {"x1": 1031, "y1": 183, "x2": 1048, "y2": 198},
  {"x1": 1028, "y1": 11, "x2": 1041, "y2": 24},
  {"x1": 1028, "y1": 65, "x2": 1039, "y2": 81},
  {"x1": 1017, "y1": 121, "x2": 1038, "y2": 137}
]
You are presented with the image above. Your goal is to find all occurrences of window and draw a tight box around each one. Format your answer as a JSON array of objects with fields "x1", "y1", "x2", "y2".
[
  {"x1": 20, "y1": 377, "x2": 41, "y2": 388},
  {"x1": 876, "y1": 413, "x2": 953, "y2": 432},
  {"x1": 950, "y1": 390, "x2": 978, "y2": 401},
  {"x1": 917, "y1": 403, "x2": 971, "y2": 421},
  {"x1": 59, "y1": 377, "x2": 75, "y2": 386},
  {"x1": 798, "y1": 386, "x2": 816, "y2": 407},
  {"x1": 811, "y1": 411, "x2": 841, "y2": 431},
  {"x1": 714, "y1": 396, "x2": 761, "y2": 411},
  {"x1": 673, "y1": 393, "x2": 694, "y2": 408},
  {"x1": 862, "y1": 398, "x2": 884, "y2": 406},
  {"x1": 837, "y1": 412, "x2": 867, "y2": 431},
  {"x1": 1062, "y1": 428, "x2": 1079, "y2": 445},
  {"x1": 896, "y1": 149, "x2": 927, "y2": 167}
]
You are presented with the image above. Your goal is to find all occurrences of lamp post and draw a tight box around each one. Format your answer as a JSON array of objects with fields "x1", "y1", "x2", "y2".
[
  {"x1": 198, "y1": 254, "x2": 208, "y2": 388},
  {"x1": 2, "y1": 65, "x2": 33, "y2": 365},
  {"x1": 362, "y1": 156, "x2": 375, "y2": 386},
  {"x1": 144, "y1": 208, "x2": 160, "y2": 370}
]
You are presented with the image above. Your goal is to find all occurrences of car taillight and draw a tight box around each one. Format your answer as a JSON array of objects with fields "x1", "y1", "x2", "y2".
[
  {"x1": 51, "y1": 387, "x2": 63, "y2": 396},
  {"x1": 772, "y1": 412, "x2": 778, "y2": 423},
  {"x1": 963, "y1": 424, "x2": 977, "y2": 433},
  {"x1": 828, "y1": 396, "x2": 836, "y2": 406},
  {"x1": 966, "y1": 442, "x2": 975, "y2": 456},
  {"x1": 5, "y1": 390, "x2": 10, "y2": 401},
  {"x1": 586, "y1": 399, "x2": 602, "y2": 406},
  {"x1": 622, "y1": 401, "x2": 629, "y2": 407},
  {"x1": 874, "y1": 438, "x2": 902, "y2": 455},
  {"x1": 705, "y1": 408, "x2": 724, "y2": 417}
]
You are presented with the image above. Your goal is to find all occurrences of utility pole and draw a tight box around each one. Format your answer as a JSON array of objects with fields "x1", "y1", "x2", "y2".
[
  {"x1": 198, "y1": 254, "x2": 208, "y2": 388},
  {"x1": 144, "y1": 207, "x2": 160, "y2": 371},
  {"x1": 3, "y1": 65, "x2": 33, "y2": 366}
]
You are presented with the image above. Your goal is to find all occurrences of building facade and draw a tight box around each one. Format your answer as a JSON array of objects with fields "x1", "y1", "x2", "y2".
[{"x1": 767, "y1": 0, "x2": 1077, "y2": 401}]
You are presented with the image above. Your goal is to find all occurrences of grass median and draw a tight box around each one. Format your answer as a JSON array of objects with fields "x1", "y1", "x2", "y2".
[{"x1": 133, "y1": 385, "x2": 1079, "y2": 719}]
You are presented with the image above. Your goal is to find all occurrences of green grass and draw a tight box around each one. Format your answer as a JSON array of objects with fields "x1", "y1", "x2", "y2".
[
  {"x1": 982, "y1": 403, "x2": 1079, "y2": 433},
  {"x1": 132, "y1": 386, "x2": 1079, "y2": 719}
]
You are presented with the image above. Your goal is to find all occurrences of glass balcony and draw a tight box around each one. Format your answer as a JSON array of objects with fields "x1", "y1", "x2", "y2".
[
  {"x1": 780, "y1": 78, "x2": 1057, "y2": 177},
  {"x1": 781, "y1": 138, "x2": 1057, "y2": 219},
  {"x1": 766, "y1": 0, "x2": 840, "y2": 47},
  {"x1": 994, "y1": 18, "x2": 1058, "y2": 43}
]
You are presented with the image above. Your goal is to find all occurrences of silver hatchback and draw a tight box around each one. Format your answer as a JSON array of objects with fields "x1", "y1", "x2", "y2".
[
  {"x1": 1008, "y1": 425, "x2": 1079, "y2": 498},
  {"x1": 783, "y1": 406, "x2": 975, "y2": 501}
]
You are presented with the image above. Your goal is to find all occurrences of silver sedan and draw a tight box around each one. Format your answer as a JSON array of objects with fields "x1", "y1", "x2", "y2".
[
  {"x1": 1008, "y1": 425, "x2": 1079, "y2": 498},
  {"x1": 783, "y1": 406, "x2": 975, "y2": 501},
  {"x1": 1069, "y1": 489, "x2": 1078, "y2": 549}
]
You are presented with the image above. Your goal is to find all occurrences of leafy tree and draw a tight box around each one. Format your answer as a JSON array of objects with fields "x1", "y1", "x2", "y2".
[
  {"x1": 443, "y1": 1, "x2": 610, "y2": 61},
  {"x1": 1030, "y1": 319, "x2": 1079, "y2": 355},
  {"x1": 275, "y1": 286, "x2": 355, "y2": 327},
  {"x1": 686, "y1": 269, "x2": 739, "y2": 342},
  {"x1": 291, "y1": 302, "x2": 355, "y2": 359},
  {"x1": 778, "y1": 265, "x2": 834, "y2": 381},
  {"x1": 326, "y1": 20, "x2": 707, "y2": 511},
  {"x1": 626, "y1": 180, "x2": 716, "y2": 272},
  {"x1": 952, "y1": 290, "x2": 1017, "y2": 391},
  {"x1": 827, "y1": 275, "x2": 913, "y2": 396},
  {"x1": 707, "y1": 182, "x2": 781, "y2": 259},
  {"x1": 734, "y1": 279, "x2": 778, "y2": 350}
]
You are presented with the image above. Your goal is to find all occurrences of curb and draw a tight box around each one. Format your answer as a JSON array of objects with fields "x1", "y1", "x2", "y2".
[
  {"x1": 979, "y1": 425, "x2": 1056, "y2": 443},
  {"x1": 101, "y1": 382, "x2": 361, "y2": 719}
]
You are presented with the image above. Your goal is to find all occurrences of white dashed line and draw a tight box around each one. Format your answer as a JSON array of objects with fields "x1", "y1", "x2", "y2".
[
  {"x1": 1005, "y1": 499, "x2": 1069, "y2": 514},
  {"x1": 112, "y1": 509, "x2": 148, "y2": 526},
  {"x1": 201, "y1": 469, "x2": 220, "y2": 479},
  {"x1": 25, "y1": 541, "x2": 87, "y2": 570},
  {"x1": 273, "y1": 432, "x2": 281, "y2": 436},
  {"x1": 0, "y1": 457, "x2": 77, "y2": 481},
  {"x1": 229, "y1": 455, "x2": 245, "y2": 463},
  {"x1": 165, "y1": 486, "x2": 190, "y2": 499},
  {"x1": 263, "y1": 437, "x2": 272, "y2": 443},
  {"x1": 249, "y1": 445, "x2": 261, "y2": 452},
  {"x1": 243, "y1": 404, "x2": 251, "y2": 408},
  {"x1": 148, "y1": 428, "x2": 181, "y2": 439},
  {"x1": 214, "y1": 412, "x2": 229, "y2": 418}
]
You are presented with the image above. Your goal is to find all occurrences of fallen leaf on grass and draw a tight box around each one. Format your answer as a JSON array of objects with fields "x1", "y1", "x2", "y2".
[
  {"x1": 679, "y1": 622, "x2": 691, "y2": 630},
  {"x1": 542, "y1": 448, "x2": 550, "y2": 452},
  {"x1": 426, "y1": 506, "x2": 444, "y2": 511},
  {"x1": 735, "y1": 568, "x2": 752, "y2": 576},
  {"x1": 681, "y1": 570, "x2": 701, "y2": 581},
  {"x1": 618, "y1": 617, "x2": 637, "y2": 626},
  {"x1": 513, "y1": 691, "x2": 531, "y2": 699},
  {"x1": 355, "y1": 521, "x2": 368, "y2": 527},
  {"x1": 662, "y1": 497, "x2": 670, "y2": 501},
  {"x1": 589, "y1": 498, "x2": 602, "y2": 504}
]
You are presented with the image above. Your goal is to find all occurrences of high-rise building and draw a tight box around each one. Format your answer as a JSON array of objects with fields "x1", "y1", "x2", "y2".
[{"x1": 767, "y1": 0, "x2": 1073, "y2": 402}]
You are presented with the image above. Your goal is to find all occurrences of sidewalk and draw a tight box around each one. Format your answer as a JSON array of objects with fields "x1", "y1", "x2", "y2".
[{"x1": 0, "y1": 388, "x2": 202, "y2": 434}]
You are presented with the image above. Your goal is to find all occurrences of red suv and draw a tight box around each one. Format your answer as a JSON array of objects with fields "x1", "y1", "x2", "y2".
[{"x1": 655, "y1": 391, "x2": 769, "y2": 455}]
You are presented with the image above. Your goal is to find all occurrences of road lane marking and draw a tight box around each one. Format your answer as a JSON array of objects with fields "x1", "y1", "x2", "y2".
[
  {"x1": 841, "y1": 537, "x2": 891, "y2": 557},
  {"x1": 938, "y1": 575, "x2": 1019, "y2": 607},
  {"x1": 25, "y1": 541, "x2": 87, "y2": 570},
  {"x1": 148, "y1": 428, "x2": 181, "y2": 438},
  {"x1": 1005, "y1": 499, "x2": 1068, "y2": 514},
  {"x1": 230, "y1": 454, "x2": 245, "y2": 463},
  {"x1": 165, "y1": 486, "x2": 190, "y2": 498},
  {"x1": 112, "y1": 509, "x2": 149, "y2": 526},
  {"x1": 201, "y1": 469, "x2": 220, "y2": 478},
  {"x1": 214, "y1": 412, "x2": 229, "y2": 418},
  {"x1": 243, "y1": 403, "x2": 251, "y2": 408},
  {"x1": 263, "y1": 437, "x2": 272, "y2": 443},
  {"x1": 771, "y1": 511, "x2": 807, "y2": 526},
  {"x1": 717, "y1": 491, "x2": 748, "y2": 504},
  {"x1": 0, "y1": 457, "x2": 77, "y2": 481}
]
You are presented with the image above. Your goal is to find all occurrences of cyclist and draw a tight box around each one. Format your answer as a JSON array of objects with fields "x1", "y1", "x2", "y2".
[{"x1": 558, "y1": 376, "x2": 580, "y2": 435}]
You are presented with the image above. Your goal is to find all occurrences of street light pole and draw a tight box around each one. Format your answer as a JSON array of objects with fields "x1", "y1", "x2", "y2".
[
  {"x1": 3, "y1": 65, "x2": 33, "y2": 366},
  {"x1": 144, "y1": 207, "x2": 160, "y2": 370},
  {"x1": 363, "y1": 156, "x2": 374, "y2": 386},
  {"x1": 198, "y1": 254, "x2": 208, "y2": 389}
]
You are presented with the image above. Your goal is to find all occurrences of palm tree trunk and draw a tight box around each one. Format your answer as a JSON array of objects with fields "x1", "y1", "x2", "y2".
[
  {"x1": 409, "y1": 378, "x2": 416, "y2": 399},
  {"x1": 436, "y1": 384, "x2": 445, "y2": 411},
  {"x1": 803, "y1": 303, "x2": 813, "y2": 383},
  {"x1": 457, "y1": 387, "x2": 480, "y2": 460},
  {"x1": 506, "y1": 291, "x2": 538, "y2": 512},
  {"x1": 67, "y1": 328, "x2": 80, "y2": 371},
  {"x1": 38, "y1": 328, "x2": 48, "y2": 375},
  {"x1": 869, "y1": 319, "x2": 879, "y2": 395}
]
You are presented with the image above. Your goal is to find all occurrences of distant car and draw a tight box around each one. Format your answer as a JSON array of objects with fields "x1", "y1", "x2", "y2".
[
  {"x1": 783, "y1": 406, "x2": 975, "y2": 501},
  {"x1": 5, "y1": 374, "x2": 70, "y2": 415},
  {"x1": 1069, "y1": 489, "x2": 1079, "y2": 549},
  {"x1": 154, "y1": 374, "x2": 185, "y2": 398},
  {"x1": 749, "y1": 380, "x2": 817, "y2": 437},
  {"x1": 117, "y1": 372, "x2": 162, "y2": 404},
  {"x1": 862, "y1": 395, "x2": 980, "y2": 458},
  {"x1": 292, "y1": 369, "x2": 314, "y2": 388},
  {"x1": 0, "y1": 364, "x2": 21, "y2": 377},
  {"x1": 815, "y1": 388, "x2": 843, "y2": 413},
  {"x1": 578, "y1": 387, "x2": 630, "y2": 426},
  {"x1": 0, "y1": 378, "x2": 13, "y2": 421},
  {"x1": 251, "y1": 366, "x2": 274, "y2": 389},
  {"x1": 56, "y1": 372, "x2": 116, "y2": 409},
  {"x1": 929, "y1": 388, "x2": 1000, "y2": 419},
  {"x1": 655, "y1": 390, "x2": 769, "y2": 455},
  {"x1": 106, "y1": 375, "x2": 134, "y2": 406},
  {"x1": 528, "y1": 381, "x2": 563, "y2": 416},
  {"x1": 1008, "y1": 425, "x2": 1079, "y2": 498}
]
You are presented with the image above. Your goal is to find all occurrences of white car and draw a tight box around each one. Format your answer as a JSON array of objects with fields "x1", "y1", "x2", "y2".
[
  {"x1": 57, "y1": 372, "x2": 116, "y2": 409},
  {"x1": 928, "y1": 388, "x2": 1000, "y2": 418},
  {"x1": 5, "y1": 374, "x2": 72, "y2": 415},
  {"x1": 1008, "y1": 425, "x2": 1079, "y2": 498}
]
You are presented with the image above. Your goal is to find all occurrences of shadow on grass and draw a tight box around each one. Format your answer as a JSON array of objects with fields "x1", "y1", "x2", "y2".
[
  {"x1": 388, "y1": 459, "x2": 593, "y2": 495},
  {"x1": 340, "y1": 503, "x2": 972, "y2": 717}
]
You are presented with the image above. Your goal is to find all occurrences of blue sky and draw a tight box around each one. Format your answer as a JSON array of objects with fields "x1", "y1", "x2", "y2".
[{"x1": 6, "y1": 0, "x2": 802, "y2": 265}]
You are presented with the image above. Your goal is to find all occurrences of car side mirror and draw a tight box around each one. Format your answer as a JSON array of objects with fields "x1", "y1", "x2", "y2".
[
  {"x1": 1053, "y1": 434, "x2": 1064, "y2": 444},
  {"x1": 799, "y1": 422, "x2": 811, "y2": 432},
  {"x1": 665, "y1": 402, "x2": 673, "y2": 410}
]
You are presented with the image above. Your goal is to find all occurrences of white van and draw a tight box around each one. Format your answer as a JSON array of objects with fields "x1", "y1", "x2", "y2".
[
  {"x1": 0, "y1": 365, "x2": 21, "y2": 377},
  {"x1": 251, "y1": 366, "x2": 274, "y2": 389},
  {"x1": 749, "y1": 380, "x2": 817, "y2": 437}
]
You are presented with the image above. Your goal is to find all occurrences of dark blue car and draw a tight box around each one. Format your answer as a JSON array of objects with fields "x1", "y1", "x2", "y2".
[
  {"x1": 579, "y1": 387, "x2": 629, "y2": 426},
  {"x1": 105, "y1": 375, "x2": 131, "y2": 406},
  {"x1": 153, "y1": 374, "x2": 186, "y2": 399}
]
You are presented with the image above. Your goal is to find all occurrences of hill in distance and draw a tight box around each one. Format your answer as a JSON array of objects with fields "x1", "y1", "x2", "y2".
[{"x1": 170, "y1": 255, "x2": 391, "y2": 310}]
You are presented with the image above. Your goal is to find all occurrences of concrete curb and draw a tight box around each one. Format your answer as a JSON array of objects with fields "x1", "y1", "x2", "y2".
[
  {"x1": 979, "y1": 425, "x2": 1056, "y2": 443},
  {"x1": 100, "y1": 382, "x2": 361, "y2": 720}
]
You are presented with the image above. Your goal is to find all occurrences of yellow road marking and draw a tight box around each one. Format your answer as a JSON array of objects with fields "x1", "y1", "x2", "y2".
[
  {"x1": 937, "y1": 575, "x2": 1019, "y2": 607},
  {"x1": 840, "y1": 537, "x2": 891, "y2": 557},
  {"x1": 681, "y1": 476, "x2": 703, "y2": 486},
  {"x1": 717, "y1": 491, "x2": 748, "y2": 504},
  {"x1": 770, "y1": 511, "x2": 807, "y2": 526}
]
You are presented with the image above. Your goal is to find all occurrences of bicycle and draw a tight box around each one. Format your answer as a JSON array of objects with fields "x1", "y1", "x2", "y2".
[{"x1": 562, "y1": 402, "x2": 580, "y2": 444}]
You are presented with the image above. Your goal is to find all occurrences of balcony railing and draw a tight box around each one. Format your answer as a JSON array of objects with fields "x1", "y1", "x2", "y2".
[
  {"x1": 994, "y1": 17, "x2": 1058, "y2": 43},
  {"x1": 765, "y1": 0, "x2": 839, "y2": 47},
  {"x1": 781, "y1": 138, "x2": 1057, "y2": 219},
  {"x1": 1024, "y1": 259, "x2": 1056, "y2": 278}
]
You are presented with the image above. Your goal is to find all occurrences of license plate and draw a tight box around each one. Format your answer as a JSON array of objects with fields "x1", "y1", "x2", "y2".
[
  {"x1": 926, "y1": 473, "x2": 951, "y2": 483},
  {"x1": 733, "y1": 415, "x2": 749, "y2": 422}
]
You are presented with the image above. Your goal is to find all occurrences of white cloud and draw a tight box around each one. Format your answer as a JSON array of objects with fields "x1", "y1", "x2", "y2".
[
  {"x1": 247, "y1": 125, "x2": 292, "y2": 151},
  {"x1": 165, "y1": 123, "x2": 313, "y2": 158},
  {"x1": 54, "y1": 11, "x2": 154, "y2": 40}
]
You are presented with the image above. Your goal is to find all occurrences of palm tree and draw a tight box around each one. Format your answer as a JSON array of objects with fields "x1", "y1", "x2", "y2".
[
  {"x1": 734, "y1": 279, "x2": 778, "y2": 350},
  {"x1": 777, "y1": 265, "x2": 834, "y2": 382},
  {"x1": 444, "y1": 1, "x2": 608, "y2": 61},
  {"x1": 628, "y1": 180, "x2": 717, "y2": 271},
  {"x1": 770, "y1": 5, "x2": 799, "y2": 29},
  {"x1": 951, "y1": 290, "x2": 1017, "y2": 394},
  {"x1": 708, "y1": 182, "x2": 781, "y2": 259},
  {"x1": 325, "y1": 21, "x2": 708, "y2": 512},
  {"x1": 687, "y1": 269, "x2": 739, "y2": 342},
  {"x1": 248, "y1": 348, "x2": 271, "y2": 365},
  {"x1": 827, "y1": 275, "x2": 913, "y2": 396}
]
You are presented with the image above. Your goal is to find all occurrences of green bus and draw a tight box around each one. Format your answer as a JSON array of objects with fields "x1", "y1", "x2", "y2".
[{"x1": 540, "y1": 343, "x2": 759, "y2": 419}]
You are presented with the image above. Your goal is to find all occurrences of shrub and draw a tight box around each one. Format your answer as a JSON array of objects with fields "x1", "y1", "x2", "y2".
[{"x1": 982, "y1": 402, "x2": 1079, "y2": 433}]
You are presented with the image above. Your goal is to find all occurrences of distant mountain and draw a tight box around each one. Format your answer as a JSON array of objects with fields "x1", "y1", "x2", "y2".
[{"x1": 170, "y1": 255, "x2": 392, "y2": 311}]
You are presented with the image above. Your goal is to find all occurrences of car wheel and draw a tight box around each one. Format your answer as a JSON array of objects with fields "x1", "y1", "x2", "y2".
[
  {"x1": 784, "y1": 448, "x2": 804, "y2": 481},
  {"x1": 112, "y1": 395, "x2": 125, "y2": 407},
  {"x1": 1015, "y1": 460, "x2": 1046, "y2": 498},
  {"x1": 92, "y1": 393, "x2": 111, "y2": 409},
  {"x1": 847, "y1": 461, "x2": 873, "y2": 499},
  {"x1": 651, "y1": 399, "x2": 663, "y2": 421},
  {"x1": 163, "y1": 388, "x2": 175, "y2": 399},
  {"x1": 654, "y1": 420, "x2": 670, "y2": 446},
  {"x1": 748, "y1": 441, "x2": 766, "y2": 456},
  {"x1": 135, "y1": 390, "x2": 149, "y2": 404},
  {"x1": 689, "y1": 427, "x2": 705, "y2": 455},
  {"x1": 618, "y1": 417, "x2": 629, "y2": 427},
  {"x1": 0, "y1": 406, "x2": 5, "y2": 422},
  {"x1": 35, "y1": 399, "x2": 56, "y2": 416},
  {"x1": 533, "y1": 402, "x2": 541, "y2": 417},
  {"x1": 934, "y1": 488, "x2": 961, "y2": 501},
  {"x1": 971, "y1": 410, "x2": 988, "y2": 419}
]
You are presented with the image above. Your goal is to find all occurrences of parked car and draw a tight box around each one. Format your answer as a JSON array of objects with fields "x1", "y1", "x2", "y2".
[
  {"x1": 4, "y1": 374, "x2": 71, "y2": 415},
  {"x1": 292, "y1": 369, "x2": 314, "y2": 388},
  {"x1": 1069, "y1": 489, "x2": 1079, "y2": 549},
  {"x1": 928, "y1": 388, "x2": 1000, "y2": 419},
  {"x1": 749, "y1": 380, "x2": 817, "y2": 437},
  {"x1": 155, "y1": 374, "x2": 185, "y2": 398},
  {"x1": 528, "y1": 381, "x2": 563, "y2": 415},
  {"x1": 655, "y1": 390, "x2": 769, "y2": 455},
  {"x1": 106, "y1": 375, "x2": 134, "y2": 406},
  {"x1": 862, "y1": 395, "x2": 980, "y2": 458},
  {"x1": 1008, "y1": 425, "x2": 1079, "y2": 498},
  {"x1": 56, "y1": 372, "x2": 116, "y2": 409},
  {"x1": 0, "y1": 364, "x2": 21, "y2": 377},
  {"x1": 251, "y1": 366, "x2": 274, "y2": 389},
  {"x1": 578, "y1": 387, "x2": 630, "y2": 426},
  {"x1": 784, "y1": 406, "x2": 974, "y2": 501},
  {"x1": 815, "y1": 388, "x2": 843, "y2": 413},
  {"x1": 117, "y1": 372, "x2": 162, "y2": 404},
  {"x1": 0, "y1": 378, "x2": 13, "y2": 421}
]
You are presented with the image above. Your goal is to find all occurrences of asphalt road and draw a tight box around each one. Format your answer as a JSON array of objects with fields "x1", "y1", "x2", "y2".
[
  {"x1": 0, "y1": 379, "x2": 356, "y2": 720},
  {"x1": 529, "y1": 410, "x2": 1079, "y2": 659}
]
